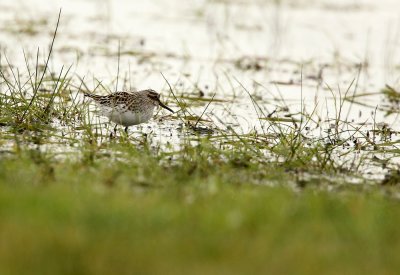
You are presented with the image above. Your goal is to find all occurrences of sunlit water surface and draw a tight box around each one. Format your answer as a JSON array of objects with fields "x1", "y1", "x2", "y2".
[{"x1": 1, "y1": 0, "x2": 400, "y2": 181}]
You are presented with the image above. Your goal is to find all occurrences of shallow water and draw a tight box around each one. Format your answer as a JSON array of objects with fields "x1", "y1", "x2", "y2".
[{"x1": 1, "y1": 0, "x2": 400, "y2": 181}]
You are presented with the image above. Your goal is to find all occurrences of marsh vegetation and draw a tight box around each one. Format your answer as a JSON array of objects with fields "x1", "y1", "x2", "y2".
[{"x1": 1, "y1": 0, "x2": 400, "y2": 274}]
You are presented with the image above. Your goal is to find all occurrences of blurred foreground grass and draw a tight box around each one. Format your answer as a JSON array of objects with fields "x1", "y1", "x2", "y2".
[{"x1": 1, "y1": 149, "x2": 400, "y2": 275}]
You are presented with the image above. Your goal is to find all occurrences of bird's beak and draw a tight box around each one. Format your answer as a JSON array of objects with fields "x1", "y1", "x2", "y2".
[{"x1": 158, "y1": 100, "x2": 174, "y2": 113}]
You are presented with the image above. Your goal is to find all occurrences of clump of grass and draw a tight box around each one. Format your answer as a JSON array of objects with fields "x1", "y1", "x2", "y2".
[{"x1": 0, "y1": 10, "x2": 63, "y2": 131}]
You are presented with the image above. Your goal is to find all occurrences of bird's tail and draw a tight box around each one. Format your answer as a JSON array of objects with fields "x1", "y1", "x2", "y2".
[
  {"x1": 82, "y1": 90, "x2": 103, "y2": 101},
  {"x1": 81, "y1": 90, "x2": 92, "y2": 97}
]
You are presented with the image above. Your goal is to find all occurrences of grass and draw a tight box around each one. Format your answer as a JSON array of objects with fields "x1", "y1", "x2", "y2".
[
  {"x1": 1, "y1": 8, "x2": 400, "y2": 275},
  {"x1": 1, "y1": 152, "x2": 400, "y2": 275}
]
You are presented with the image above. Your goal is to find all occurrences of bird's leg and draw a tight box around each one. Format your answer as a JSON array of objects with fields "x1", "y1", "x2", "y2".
[
  {"x1": 124, "y1": 126, "x2": 129, "y2": 134},
  {"x1": 110, "y1": 124, "x2": 118, "y2": 139}
]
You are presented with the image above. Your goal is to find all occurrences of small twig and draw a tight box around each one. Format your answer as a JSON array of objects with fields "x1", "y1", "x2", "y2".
[
  {"x1": 160, "y1": 72, "x2": 179, "y2": 106},
  {"x1": 194, "y1": 93, "x2": 215, "y2": 128},
  {"x1": 160, "y1": 72, "x2": 187, "y2": 124},
  {"x1": 20, "y1": 8, "x2": 62, "y2": 122},
  {"x1": 115, "y1": 40, "x2": 120, "y2": 93}
]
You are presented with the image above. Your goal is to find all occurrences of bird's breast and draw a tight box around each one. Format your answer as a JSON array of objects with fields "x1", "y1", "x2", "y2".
[{"x1": 100, "y1": 104, "x2": 155, "y2": 126}]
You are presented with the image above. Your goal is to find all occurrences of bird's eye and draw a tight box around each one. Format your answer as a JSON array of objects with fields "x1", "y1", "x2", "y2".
[{"x1": 147, "y1": 92, "x2": 159, "y2": 100}]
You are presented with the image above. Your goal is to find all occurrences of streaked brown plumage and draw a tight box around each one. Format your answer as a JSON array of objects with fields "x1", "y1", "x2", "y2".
[{"x1": 84, "y1": 89, "x2": 173, "y2": 132}]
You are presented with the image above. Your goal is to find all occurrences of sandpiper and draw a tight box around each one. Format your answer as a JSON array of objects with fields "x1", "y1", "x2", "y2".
[{"x1": 84, "y1": 89, "x2": 173, "y2": 133}]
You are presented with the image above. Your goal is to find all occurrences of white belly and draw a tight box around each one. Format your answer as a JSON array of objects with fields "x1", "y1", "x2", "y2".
[{"x1": 100, "y1": 105, "x2": 155, "y2": 126}]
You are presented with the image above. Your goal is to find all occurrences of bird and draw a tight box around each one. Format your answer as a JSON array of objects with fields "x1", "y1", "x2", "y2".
[{"x1": 84, "y1": 89, "x2": 174, "y2": 133}]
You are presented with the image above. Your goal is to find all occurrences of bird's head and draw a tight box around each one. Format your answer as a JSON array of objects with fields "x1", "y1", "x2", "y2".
[{"x1": 145, "y1": 89, "x2": 174, "y2": 113}]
